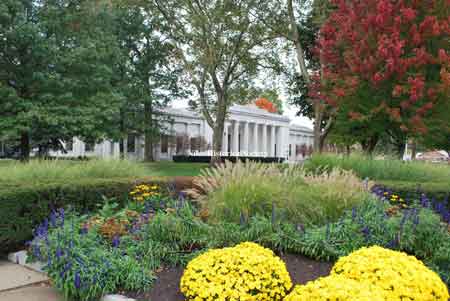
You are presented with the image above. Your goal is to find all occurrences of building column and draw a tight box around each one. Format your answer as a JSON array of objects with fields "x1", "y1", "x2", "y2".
[
  {"x1": 243, "y1": 121, "x2": 249, "y2": 155},
  {"x1": 253, "y1": 123, "x2": 258, "y2": 155},
  {"x1": 281, "y1": 127, "x2": 289, "y2": 160},
  {"x1": 233, "y1": 121, "x2": 239, "y2": 154},
  {"x1": 222, "y1": 123, "x2": 229, "y2": 155},
  {"x1": 262, "y1": 124, "x2": 268, "y2": 157},
  {"x1": 271, "y1": 125, "x2": 276, "y2": 157}
]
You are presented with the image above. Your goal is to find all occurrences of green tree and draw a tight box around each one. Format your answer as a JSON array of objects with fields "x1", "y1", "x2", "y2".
[
  {"x1": 150, "y1": 0, "x2": 282, "y2": 164},
  {"x1": 112, "y1": 1, "x2": 182, "y2": 161},
  {"x1": 0, "y1": 0, "x2": 122, "y2": 160}
]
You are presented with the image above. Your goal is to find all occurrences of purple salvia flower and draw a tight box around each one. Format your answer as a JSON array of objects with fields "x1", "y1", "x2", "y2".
[
  {"x1": 112, "y1": 235, "x2": 120, "y2": 248},
  {"x1": 361, "y1": 226, "x2": 371, "y2": 241},
  {"x1": 55, "y1": 247, "x2": 63, "y2": 259},
  {"x1": 74, "y1": 271, "x2": 81, "y2": 289}
]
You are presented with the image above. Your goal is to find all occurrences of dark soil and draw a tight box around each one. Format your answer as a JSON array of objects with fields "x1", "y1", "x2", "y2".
[{"x1": 131, "y1": 253, "x2": 333, "y2": 301}]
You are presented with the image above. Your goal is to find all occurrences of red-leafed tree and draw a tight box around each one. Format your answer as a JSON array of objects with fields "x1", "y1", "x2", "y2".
[
  {"x1": 255, "y1": 98, "x2": 278, "y2": 113},
  {"x1": 317, "y1": 0, "x2": 450, "y2": 142}
]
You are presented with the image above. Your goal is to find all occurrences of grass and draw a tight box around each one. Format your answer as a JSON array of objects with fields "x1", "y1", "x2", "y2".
[
  {"x1": 304, "y1": 154, "x2": 450, "y2": 183},
  {"x1": 140, "y1": 161, "x2": 208, "y2": 177},
  {"x1": 0, "y1": 159, "x2": 206, "y2": 188},
  {"x1": 190, "y1": 161, "x2": 370, "y2": 226},
  {"x1": 0, "y1": 159, "x2": 149, "y2": 185}
]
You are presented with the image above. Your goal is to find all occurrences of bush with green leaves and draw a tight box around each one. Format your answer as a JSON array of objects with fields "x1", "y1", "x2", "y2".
[
  {"x1": 0, "y1": 177, "x2": 170, "y2": 253},
  {"x1": 28, "y1": 209, "x2": 154, "y2": 301},
  {"x1": 299, "y1": 198, "x2": 450, "y2": 285},
  {"x1": 191, "y1": 161, "x2": 370, "y2": 226}
]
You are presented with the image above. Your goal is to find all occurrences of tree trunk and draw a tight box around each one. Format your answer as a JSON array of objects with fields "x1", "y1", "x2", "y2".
[
  {"x1": 313, "y1": 106, "x2": 323, "y2": 153},
  {"x1": 361, "y1": 135, "x2": 379, "y2": 156},
  {"x1": 119, "y1": 108, "x2": 125, "y2": 160},
  {"x1": 410, "y1": 139, "x2": 417, "y2": 160},
  {"x1": 210, "y1": 98, "x2": 226, "y2": 166},
  {"x1": 346, "y1": 144, "x2": 351, "y2": 156},
  {"x1": 211, "y1": 123, "x2": 224, "y2": 166},
  {"x1": 20, "y1": 132, "x2": 30, "y2": 162},
  {"x1": 144, "y1": 102, "x2": 154, "y2": 162},
  {"x1": 119, "y1": 138, "x2": 125, "y2": 159}
]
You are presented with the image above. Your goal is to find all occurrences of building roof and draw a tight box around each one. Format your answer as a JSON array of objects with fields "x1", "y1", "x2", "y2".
[
  {"x1": 289, "y1": 124, "x2": 314, "y2": 134},
  {"x1": 163, "y1": 105, "x2": 312, "y2": 133},
  {"x1": 228, "y1": 104, "x2": 291, "y2": 122}
]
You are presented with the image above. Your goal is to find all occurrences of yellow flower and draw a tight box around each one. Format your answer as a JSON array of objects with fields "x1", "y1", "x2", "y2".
[
  {"x1": 331, "y1": 246, "x2": 449, "y2": 301},
  {"x1": 285, "y1": 275, "x2": 387, "y2": 301},
  {"x1": 180, "y1": 242, "x2": 292, "y2": 301}
]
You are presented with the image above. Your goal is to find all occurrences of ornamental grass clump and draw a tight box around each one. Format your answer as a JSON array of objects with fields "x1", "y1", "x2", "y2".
[
  {"x1": 332, "y1": 246, "x2": 449, "y2": 300},
  {"x1": 285, "y1": 275, "x2": 388, "y2": 301},
  {"x1": 180, "y1": 242, "x2": 292, "y2": 301},
  {"x1": 191, "y1": 160, "x2": 369, "y2": 225}
]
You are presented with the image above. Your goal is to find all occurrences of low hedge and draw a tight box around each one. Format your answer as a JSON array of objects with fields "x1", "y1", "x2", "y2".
[
  {"x1": 0, "y1": 177, "x2": 171, "y2": 254},
  {"x1": 172, "y1": 155, "x2": 285, "y2": 163},
  {"x1": 377, "y1": 180, "x2": 450, "y2": 203}
]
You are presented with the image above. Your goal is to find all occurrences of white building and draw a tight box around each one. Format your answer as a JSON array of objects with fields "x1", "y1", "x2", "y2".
[{"x1": 51, "y1": 104, "x2": 314, "y2": 162}]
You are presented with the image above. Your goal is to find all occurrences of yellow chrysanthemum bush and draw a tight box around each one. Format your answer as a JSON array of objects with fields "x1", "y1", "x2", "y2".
[
  {"x1": 180, "y1": 242, "x2": 292, "y2": 301},
  {"x1": 332, "y1": 246, "x2": 449, "y2": 301},
  {"x1": 285, "y1": 246, "x2": 449, "y2": 301},
  {"x1": 284, "y1": 275, "x2": 388, "y2": 301}
]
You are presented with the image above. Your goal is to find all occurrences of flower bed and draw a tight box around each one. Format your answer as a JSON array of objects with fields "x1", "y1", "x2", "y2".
[{"x1": 26, "y1": 178, "x2": 450, "y2": 300}]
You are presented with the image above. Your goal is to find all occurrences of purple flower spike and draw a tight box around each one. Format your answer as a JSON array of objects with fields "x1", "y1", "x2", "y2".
[
  {"x1": 74, "y1": 271, "x2": 81, "y2": 289},
  {"x1": 55, "y1": 247, "x2": 63, "y2": 259},
  {"x1": 112, "y1": 235, "x2": 120, "y2": 248}
]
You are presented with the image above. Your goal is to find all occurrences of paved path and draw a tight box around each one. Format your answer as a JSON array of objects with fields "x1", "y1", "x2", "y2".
[
  {"x1": 0, "y1": 285, "x2": 60, "y2": 301},
  {"x1": 0, "y1": 260, "x2": 60, "y2": 301},
  {"x1": 0, "y1": 261, "x2": 48, "y2": 291}
]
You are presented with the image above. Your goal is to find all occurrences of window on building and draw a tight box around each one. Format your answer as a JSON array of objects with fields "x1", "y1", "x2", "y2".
[
  {"x1": 65, "y1": 139, "x2": 73, "y2": 152},
  {"x1": 85, "y1": 141, "x2": 95, "y2": 152},
  {"x1": 127, "y1": 133, "x2": 136, "y2": 153},
  {"x1": 161, "y1": 135, "x2": 169, "y2": 153}
]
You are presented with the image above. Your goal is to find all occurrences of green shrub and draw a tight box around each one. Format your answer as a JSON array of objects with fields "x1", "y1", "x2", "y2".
[
  {"x1": 305, "y1": 154, "x2": 450, "y2": 183},
  {"x1": 192, "y1": 161, "x2": 370, "y2": 226},
  {"x1": 299, "y1": 198, "x2": 450, "y2": 285},
  {"x1": 29, "y1": 211, "x2": 154, "y2": 301},
  {"x1": 0, "y1": 177, "x2": 169, "y2": 253}
]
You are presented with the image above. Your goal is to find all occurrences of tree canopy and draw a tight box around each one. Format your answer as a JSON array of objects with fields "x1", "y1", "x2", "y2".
[
  {"x1": 0, "y1": 0, "x2": 122, "y2": 159},
  {"x1": 149, "y1": 0, "x2": 283, "y2": 163},
  {"x1": 318, "y1": 0, "x2": 450, "y2": 140}
]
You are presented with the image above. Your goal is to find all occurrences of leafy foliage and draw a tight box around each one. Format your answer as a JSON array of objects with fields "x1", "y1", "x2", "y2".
[
  {"x1": 317, "y1": 0, "x2": 450, "y2": 137},
  {"x1": 299, "y1": 197, "x2": 450, "y2": 285},
  {"x1": 149, "y1": 0, "x2": 284, "y2": 162},
  {"x1": 0, "y1": 0, "x2": 123, "y2": 158},
  {"x1": 112, "y1": 2, "x2": 183, "y2": 161}
]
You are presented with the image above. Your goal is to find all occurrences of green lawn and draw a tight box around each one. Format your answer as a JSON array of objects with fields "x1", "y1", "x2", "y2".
[{"x1": 141, "y1": 161, "x2": 208, "y2": 177}]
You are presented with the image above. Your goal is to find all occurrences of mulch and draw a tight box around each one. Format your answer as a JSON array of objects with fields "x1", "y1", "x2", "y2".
[{"x1": 130, "y1": 253, "x2": 333, "y2": 301}]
